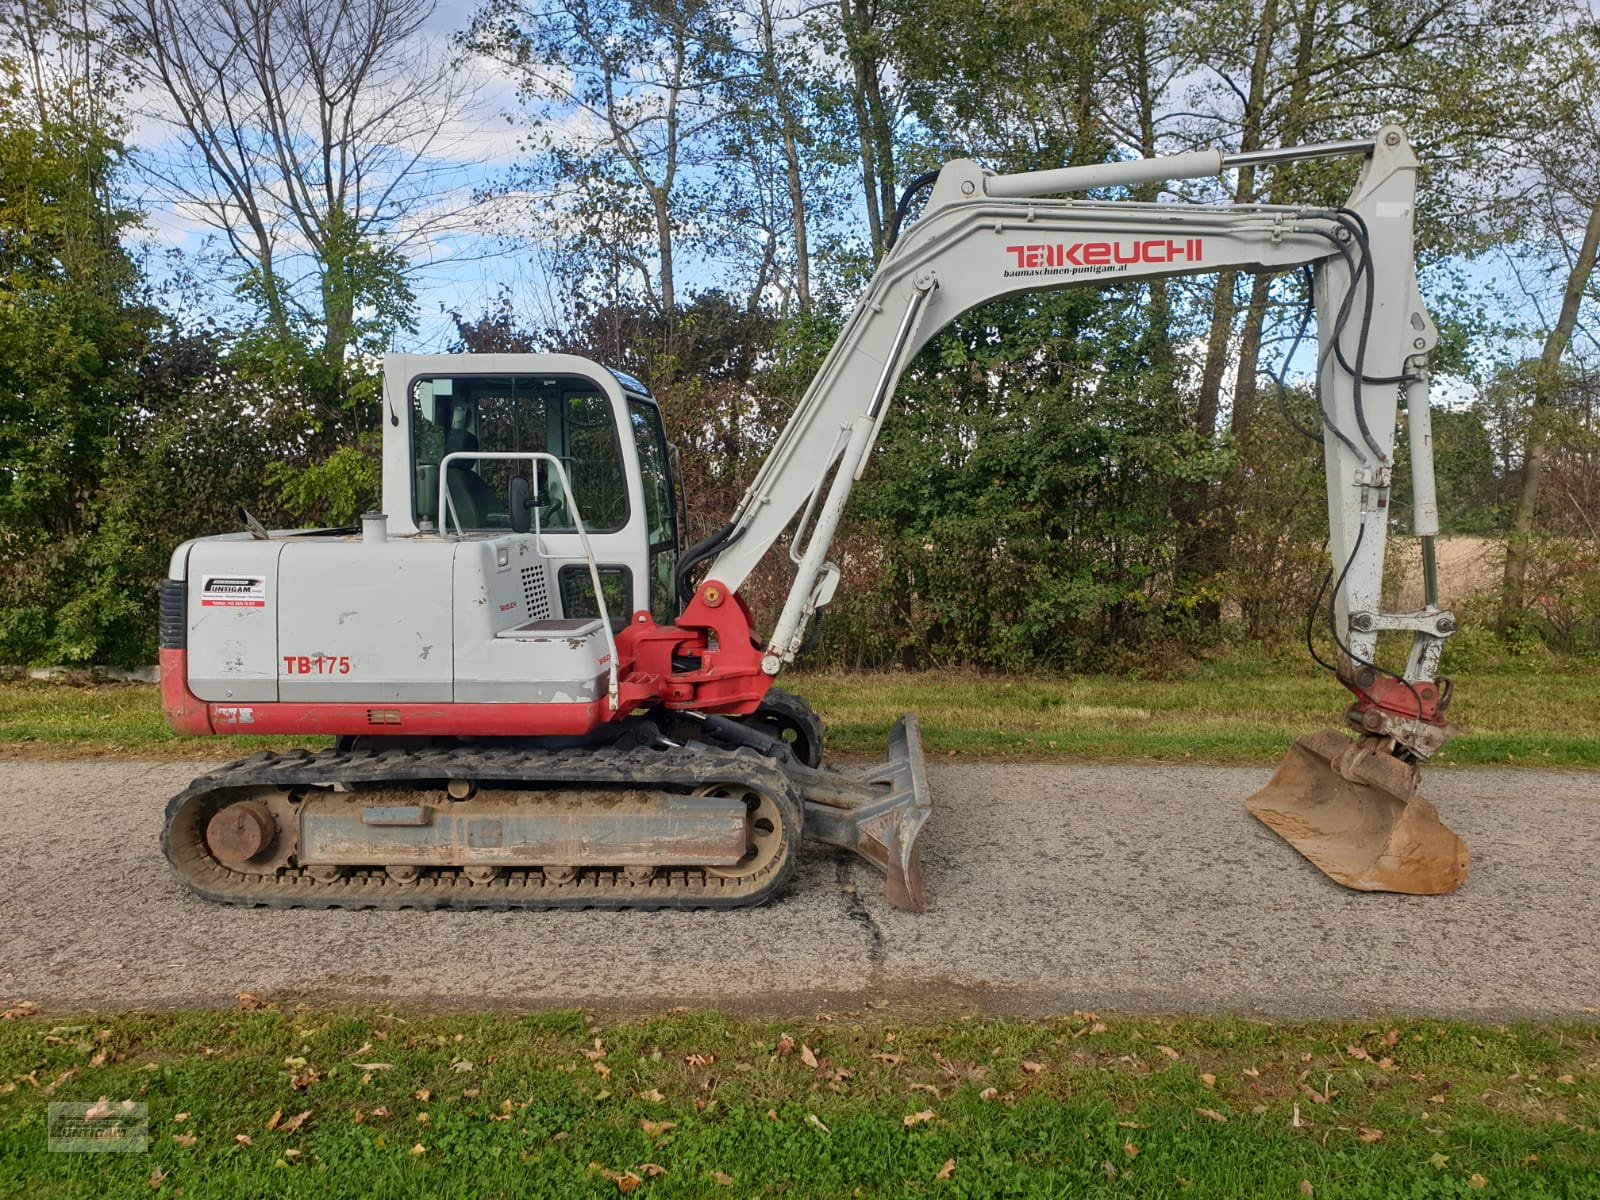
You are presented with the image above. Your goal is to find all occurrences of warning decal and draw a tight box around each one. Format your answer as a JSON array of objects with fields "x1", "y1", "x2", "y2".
[{"x1": 200, "y1": 575, "x2": 267, "y2": 608}]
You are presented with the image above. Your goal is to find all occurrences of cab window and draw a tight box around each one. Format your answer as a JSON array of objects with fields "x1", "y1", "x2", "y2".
[
  {"x1": 628, "y1": 399, "x2": 679, "y2": 623},
  {"x1": 410, "y1": 375, "x2": 628, "y2": 533}
]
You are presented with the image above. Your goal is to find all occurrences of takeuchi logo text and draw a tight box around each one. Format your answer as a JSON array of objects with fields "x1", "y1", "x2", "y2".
[{"x1": 1003, "y1": 238, "x2": 1205, "y2": 271}]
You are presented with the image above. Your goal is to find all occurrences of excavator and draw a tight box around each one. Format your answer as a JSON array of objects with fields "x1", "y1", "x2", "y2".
[{"x1": 159, "y1": 125, "x2": 1468, "y2": 911}]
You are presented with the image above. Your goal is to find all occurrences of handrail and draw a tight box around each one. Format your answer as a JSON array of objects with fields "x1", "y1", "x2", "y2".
[{"x1": 435, "y1": 450, "x2": 620, "y2": 711}]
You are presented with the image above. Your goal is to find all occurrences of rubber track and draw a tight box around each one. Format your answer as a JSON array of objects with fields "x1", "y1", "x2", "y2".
[{"x1": 162, "y1": 744, "x2": 805, "y2": 911}]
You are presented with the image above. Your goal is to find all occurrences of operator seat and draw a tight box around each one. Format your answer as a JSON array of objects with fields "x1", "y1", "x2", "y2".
[{"x1": 444, "y1": 427, "x2": 504, "y2": 529}]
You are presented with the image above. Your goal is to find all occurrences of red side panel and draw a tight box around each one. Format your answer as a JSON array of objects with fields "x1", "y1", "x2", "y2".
[
  {"x1": 207, "y1": 696, "x2": 645, "y2": 738},
  {"x1": 160, "y1": 648, "x2": 214, "y2": 735}
]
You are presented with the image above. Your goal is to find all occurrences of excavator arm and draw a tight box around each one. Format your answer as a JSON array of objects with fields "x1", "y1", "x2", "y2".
[{"x1": 690, "y1": 125, "x2": 1467, "y2": 895}]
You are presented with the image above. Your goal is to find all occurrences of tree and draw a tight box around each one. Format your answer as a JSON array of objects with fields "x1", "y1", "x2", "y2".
[
  {"x1": 1496, "y1": 19, "x2": 1600, "y2": 630},
  {"x1": 464, "y1": 0, "x2": 737, "y2": 323},
  {"x1": 0, "y1": 0, "x2": 158, "y2": 662},
  {"x1": 116, "y1": 0, "x2": 466, "y2": 394}
]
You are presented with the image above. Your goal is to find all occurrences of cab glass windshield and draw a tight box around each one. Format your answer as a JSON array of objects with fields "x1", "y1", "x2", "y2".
[{"x1": 409, "y1": 375, "x2": 628, "y2": 533}]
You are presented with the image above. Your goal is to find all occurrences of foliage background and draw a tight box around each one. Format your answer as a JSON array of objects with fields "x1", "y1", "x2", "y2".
[{"x1": 1, "y1": 0, "x2": 1596, "y2": 670}]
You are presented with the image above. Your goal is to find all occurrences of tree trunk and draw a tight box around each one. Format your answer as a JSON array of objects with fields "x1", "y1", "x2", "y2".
[
  {"x1": 1192, "y1": 0, "x2": 1278, "y2": 436},
  {"x1": 838, "y1": 0, "x2": 890, "y2": 252},
  {"x1": 760, "y1": 0, "x2": 810, "y2": 310},
  {"x1": 1499, "y1": 193, "x2": 1600, "y2": 630}
]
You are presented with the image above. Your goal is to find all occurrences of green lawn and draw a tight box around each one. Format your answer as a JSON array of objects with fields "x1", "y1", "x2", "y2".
[
  {"x1": 1, "y1": 1006, "x2": 1594, "y2": 1199},
  {"x1": 2, "y1": 659, "x2": 1596, "y2": 766}
]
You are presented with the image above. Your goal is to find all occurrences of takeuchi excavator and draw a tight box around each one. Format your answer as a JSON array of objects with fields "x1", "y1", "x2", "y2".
[{"x1": 160, "y1": 125, "x2": 1469, "y2": 911}]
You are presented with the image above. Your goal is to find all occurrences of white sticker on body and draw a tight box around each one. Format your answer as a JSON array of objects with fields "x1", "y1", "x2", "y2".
[{"x1": 200, "y1": 575, "x2": 267, "y2": 608}]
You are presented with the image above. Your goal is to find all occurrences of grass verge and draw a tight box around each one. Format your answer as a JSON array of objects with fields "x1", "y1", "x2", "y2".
[
  {"x1": 1, "y1": 659, "x2": 1596, "y2": 766},
  {"x1": 1, "y1": 1005, "x2": 1594, "y2": 1199}
]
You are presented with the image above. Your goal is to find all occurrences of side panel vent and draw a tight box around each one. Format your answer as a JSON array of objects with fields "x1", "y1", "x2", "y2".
[
  {"x1": 521, "y1": 566, "x2": 551, "y2": 621},
  {"x1": 159, "y1": 579, "x2": 187, "y2": 650}
]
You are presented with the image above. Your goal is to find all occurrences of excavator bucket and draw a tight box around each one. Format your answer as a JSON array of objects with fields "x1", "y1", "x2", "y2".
[{"x1": 1246, "y1": 729, "x2": 1469, "y2": 895}]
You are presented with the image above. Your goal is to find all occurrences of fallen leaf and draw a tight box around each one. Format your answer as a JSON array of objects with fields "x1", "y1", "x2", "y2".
[
  {"x1": 1468, "y1": 1174, "x2": 1487, "y2": 1190},
  {"x1": 1520, "y1": 1155, "x2": 1538, "y2": 1166},
  {"x1": 884, "y1": 1032, "x2": 896, "y2": 1044},
  {"x1": 637, "y1": 1089, "x2": 664, "y2": 1103},
  {"x1": 1429, "y1": 1153, "x2": 1450, "y2": 1169},
  {"x1": 1428, "y1": 1094, "x2": 1446, "y2": 1105},
  {"x1": 42, "y1": 1069, "x2": 77, "y2": 1096},
  {"x1": 1242, "y1": 1067, "x2": 1260, "y2": 1078},
  {"x1": 903, "y1": 1109, "x2": 936, "y2": 1127},
  {"x1": 369, "y1": 1106, "x2": 390, "y2": 1118},
  {"x1": 1090, "y1": 1022, "x2": 1108, "y2": 1034},
  {"x1": 1157, "y1": 1045, "x2": 1180, "y2": 1060},
  {"x1": 806, "y1": 1112, "x2": 831, "y2": 1134},
  {"x1": 910, "y1": 1082, "x2": 941, "y2": 1097},
  {"x1": 800, "y1": 1044, "x2": 819, "y2": 1070},
  {"x1": 1021, "y1": 1061, "x2": 1045, "y2": 1074},
  {"x1": 283, "y1": 1149, "x2": 301, "y2": 1161},
  {"x1": 937, "y1": 1158, "x2": 956, "y2": 1180},
  {"x1": 640, "y1": 1163, "x2": 666, "y2": 1178},
  {"x1": 1346, "y1": 1045, "x2": 1371, "y2": 1062},
  {"x1": 1299, "y1": 1181, "x2": 1314, "y2": 1196},
  {"x1": 1381, "y1": 1029, "x2": 1399, "y2": 1047},
  {"x1": 235, "y1": 1134, "x2": 253, "y2": 1147},
  {"x1": 265, "y1": 1109, "x2": 282, "y2": 1132},
  {"x1": 1102, "y1": 1161, "x2": 1119, "y2": 1181},
  {"x1": 279, "y1": 1110, "x2": 311, "y2": 1136},
  {"x1": 351, "y1": 1062, "x2": 393, "y2": 1072},
  {"x1": 1378, "y1": 1058, "x2": 1395, "y2": 1071},
  {"x1": 776, "y1": 1034, "x2": 795, "y2": 1056},
  {"x1": 641, "y1": 1119, "x2": 676, "y2": 1138},
  {"x1": 1300, "y1": 1083, "x2": 1328, "y2": 1104},
  {"x1": 173, "y1": 1113, "x2": 189, "y2": 1123},
  {"x1": 411, "y1": 1143, "x2": 426, "y2": 1157},
  {"x1": 1292, "y1": 1103, "x2": 1303, "y2": 1128},
  {"x1": 711, "y1": 1170, "x2": 734, "y2": 1186},
  {"x1": 685, "y1": 1053, "x2": 715, "y2": 1067},
  {"x1": 1117, "y1": 1121, "x2": 1148, "y2": 1129},
  {"x1": 451, "y1": 1059, "x2": 474, "y2": 1073},
  {"x1": 289, "y1": 1069, "x2": 319, "y2": 1091},
  {"x1": 414, "y1": 1088, "x2": 430, "y2": 1103},
  {"x1": 1200, "y1": 1073, "x2": 1217, "y2": 1088},
  {"x1": 871, "y1": 1053, "x2": 903, "y2": 1066},
  {"x1": 1357, "y1": 1127, "x2": 1384, "y2": 1144},
  {"x1": 172, "y1": 1132, "x2": 196, "y2": 1148},
  {"x1": 1124, "y1": 1141, "x2": 1139, "y2": 1157},
  {"x1": 149, "y1": 1165, "x2": 166, "y2": 1190},
  {"x1": 979, "y1": 1087, "x2": 999, "y2": 1101},
  {"x1": 1559, "y1": 1074, "x2": 1575, "y2": 1085},
  {"x1": 1195, "y1": 1108, "x2": 1228, "y2": 1124},
  {"x1": 593, "y1": 1063, "x2": 611, "y2": 1079}
]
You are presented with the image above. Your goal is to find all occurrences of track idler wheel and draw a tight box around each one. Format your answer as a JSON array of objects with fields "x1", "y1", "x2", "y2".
[{"x1": 205, "y1": 800, "x2": 277, "y2": 868}]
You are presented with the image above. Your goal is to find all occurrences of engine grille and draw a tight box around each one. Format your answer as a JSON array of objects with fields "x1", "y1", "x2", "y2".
[
  {"x1": 159, "y1": 579, "x2": 187, "y2": 649},
  {"x1": 521, "y1": 566, "x2": 551, "y2": 621}
]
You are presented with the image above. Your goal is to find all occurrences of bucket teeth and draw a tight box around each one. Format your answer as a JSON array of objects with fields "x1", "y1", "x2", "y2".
[{"x1": 1247, "y1": 731, "x2": 1469, "y2": 895}]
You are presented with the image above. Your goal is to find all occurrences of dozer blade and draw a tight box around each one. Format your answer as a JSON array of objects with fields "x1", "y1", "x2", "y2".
[
  {"x1": 795, "y1": 714, "x2": 932, "y2": 911},
  {"x1": 1246, "y1": 729, "x2": 1469, "y2": 895}
]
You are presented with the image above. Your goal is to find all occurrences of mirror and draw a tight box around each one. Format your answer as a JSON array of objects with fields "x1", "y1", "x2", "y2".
[{"x1": 508, "y1": 474, "x2": 533, "y2": 534}]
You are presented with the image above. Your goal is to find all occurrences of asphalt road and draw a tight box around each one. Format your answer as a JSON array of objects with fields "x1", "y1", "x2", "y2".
[{"x1": 2, "y1": 758, "x2": 1596, "y2": 1020}]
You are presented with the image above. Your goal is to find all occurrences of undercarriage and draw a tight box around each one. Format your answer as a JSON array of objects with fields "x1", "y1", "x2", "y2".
[{"x1": 162, "y1": 696, "x2": 931, "y2": 912}]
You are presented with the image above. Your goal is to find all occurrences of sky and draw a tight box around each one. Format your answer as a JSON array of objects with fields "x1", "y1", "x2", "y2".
[
  {"x1": 123, "y1": 7, "x2": 537, "y2": 352},
  {"x1": 116, "y1": 2, "x2": 1581, "y2": 389}
]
